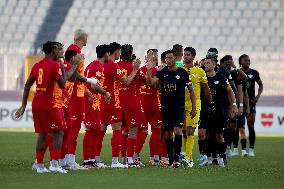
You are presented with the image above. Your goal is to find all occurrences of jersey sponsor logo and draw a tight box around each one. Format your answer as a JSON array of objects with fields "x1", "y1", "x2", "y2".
[
  {"x1": 192, "y1": 73, "x2": 197, "y2": 78},
  {"x1": 164, "y1": 84, "x2": 176, "y2": 91}
]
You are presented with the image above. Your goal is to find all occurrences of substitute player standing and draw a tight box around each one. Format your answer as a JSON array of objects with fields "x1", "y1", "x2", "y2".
[
  {"x1": 240, "y1": 54, "x2": 263, "y2": 156},
  {"x1": 146, "y1": 50, "x2": 196, "y2": 168},
  {"x1": 182, "y1": 47, "x2": 213, "y2": 167}
]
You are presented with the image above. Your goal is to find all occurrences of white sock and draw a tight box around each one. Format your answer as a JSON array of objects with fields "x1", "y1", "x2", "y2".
[
  {"x1": 161, "y1": 157, "x2": 168, "y2": 161},
  {"x1": 127, "y1": 157, "x2": 134, "y2": 164},
  {"x1": 51, "y1": 160, "x2": 59, "y2": 167},
  {"x1": 59, "y1": 159, "x2": 66, "y2": 166},
  {"x1": 133, "y1": 153, "x2": 138, "y2": 161},
  {"x1": 150, "y1": 157, "x2": 154, "y2": 160},
  {"x1": 95, "y1": 156, "x2": 101, "y2": 163},
  {"x1": 90, "y1": 158, "x2": 96, "y2": 162},
  {"x1": 154, "y1": 155, "x2": 159, "y2": 161},
  {"x1": 112, "y1": 157, "x2": 119, "y2": 164},
  {"x1": 84, "y1": 160, "x2": 90, "y2": 163}
]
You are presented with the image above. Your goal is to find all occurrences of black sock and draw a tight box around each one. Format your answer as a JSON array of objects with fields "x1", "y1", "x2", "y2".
[
  {"x1": 233, "y1": 131, "x2": 239, "y2": 148},
  {"x1": 174, "y1": 135, "x2": 182, "y2": 162},
  {"x1": 217, "y1": 142, "x2": 227, "y2": 159},
  {"x1": 240, "y1": 138, "x2": 247, "y2": 150},
  {"x1": 165, "y1": 139, "x2": 174, "y2": 164},
  {"x1": 198, "y1": 140, "x2": 205, "y2": 155},
  {"x1": 248, "y1": 128, "x2": 255, "y2": 148}
]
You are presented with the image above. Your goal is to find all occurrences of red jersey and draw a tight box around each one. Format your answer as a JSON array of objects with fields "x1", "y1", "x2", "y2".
[
  {"x1": 118, "y1": 60, "x2": 143, "y2": 109},
  {"x1": 84, "y1": 60, "x2": 104, "y2": 111},
  {"x1": 140, "y1": 66, "x2": 161, "y2": 110},
  {"x1": 62, "y1": 61, "x2": 73, "y2": 108},
  {"x1": 100, "y1": 59, "x2": 124, "y2": 109},
  {"x1": 30, "y1": 57, "x2": 63, "y2": 109},
  {"x1": 66, "y1": 44, "x2": 85, "y2": 99}
]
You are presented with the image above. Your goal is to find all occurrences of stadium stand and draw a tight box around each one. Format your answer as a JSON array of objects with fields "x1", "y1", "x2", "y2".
[{"x1": 0, "y1": 0, "x2": 283, "y2": 97}]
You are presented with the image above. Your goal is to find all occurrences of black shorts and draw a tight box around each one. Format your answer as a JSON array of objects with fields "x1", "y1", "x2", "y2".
[
  {"x1": 199, "y1": 108, "x2": 207, "y2": 129},
  {"x1": 237, "y1": 114, "x2": 246, "y2": 129},
  {"x1": 161, "y1": 107, "x2": 185, "y2": 131},
  {"x1": 207, "y1": 107, "x2": 227, "y2": 134}
]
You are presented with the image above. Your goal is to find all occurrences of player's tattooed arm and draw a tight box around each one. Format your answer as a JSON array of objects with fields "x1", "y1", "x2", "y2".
[
  {"x1": 237, "y1": 84, "x2": 244, "y2": 116},
  {"x1": 91, "y1": 83, "x2": 111, "y2": 104},
  {"x1": 201, "y1": 83, "x2": 212, "y2": 103},
  {"x1": 15, "y1": 76, "x2": 35, "y2": 118},
  {"x1": 226, "y1": 85, "x2": 238, "y2": 118},
  {"x1": 243, "y1": 88, "x2": 250, "y2": 115},
  {"x1": 254, "y1": 79, "x2": 263, "y2": 104}
]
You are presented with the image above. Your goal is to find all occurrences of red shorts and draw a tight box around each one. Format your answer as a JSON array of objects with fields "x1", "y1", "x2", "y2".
[
  {"x1": 68, "y1": 98, "x2": 85, "y2": 122},
  {"x1": 138, "y1": 111, "x2": 148, "y2": 132},
  {"x1": 122, "y1": 108, "x2": 147, "y2": 131},
  {"x1": 144, "y1": 109, "x2": 162, "y2": 129},
  {"x1": 101, "y1": 108, "x2": 122, "y2": 125},
  {"x1": 84, "y1": 110, "x2": 101, "y2": 130},
  {"x1": 32, "y1": 105, "x2": 65, "y2": 133}
]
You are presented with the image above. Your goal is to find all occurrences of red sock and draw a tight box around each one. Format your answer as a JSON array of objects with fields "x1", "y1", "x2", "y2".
[
  {"x1": 44, "y1": 136, "x2": 53, "y2": 161},
  {"x1": 152, "y1": 128, "x2": 161, "y2": 156},
  {"x1": 88, "y1": 130, "x2": 98, "y2": 159},
  {"x1": 121, "y1": 133, "x2": 128, "y2": 158},
  {"x1": 127, "y1": 138, "x2": 136, "y2": 157},
  {"x1": 111, "y1": 130, "x2": 122, "y2": 158},
  {"x1": 36, "y1": 150, "x2": 44, "y2": 164},
  {"x1": 67, "y1": 120, "x2": 81, "y2": 154},
  {"x1": 83, "y1": 130, "x2": 92, "y2": 160},
  {"x1": 149, "y1": 133, "x2": 154, "y2": 157},
  {"x1": 135, "y1": 131, "x2": 147, "y2": 154},
  {"x1": 95, "y1": 130, "x2": 106, "y2": 157},
  {"x1": 60, "y1": 130, "x2": 68, "y2": 159},
  {"x1": 51, "y1": 149, "x2": 61, "y2": 161}
]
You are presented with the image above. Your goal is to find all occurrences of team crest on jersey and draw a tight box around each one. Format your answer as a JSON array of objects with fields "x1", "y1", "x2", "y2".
[
  {"x1": 248, "y1": 74, "x2": 253, "y2": 78},
  {"x1": 96, "y1": 71, "x2": 102, "y2": 77},
  {"x1": 214, "y1": 81, "x2": 219, "y2": 84},
  {"x1": 117, "y1": 69, "x2": 122, "y2": 75},
  {"x1": 175, "y1": 75, "x2": 180, "y2": 79}
]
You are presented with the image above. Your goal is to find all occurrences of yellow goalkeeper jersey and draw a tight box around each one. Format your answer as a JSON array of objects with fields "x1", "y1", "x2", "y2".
[{"x1": 183, "y1": 66, "x2": 208, "y2": 108}]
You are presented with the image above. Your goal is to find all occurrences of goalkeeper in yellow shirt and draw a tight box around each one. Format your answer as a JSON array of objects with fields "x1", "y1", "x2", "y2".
[{"x1": 182, "y1": 47, "x2": 213, "y2": 167}]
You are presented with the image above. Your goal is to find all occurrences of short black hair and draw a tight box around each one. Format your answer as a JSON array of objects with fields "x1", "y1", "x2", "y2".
[
  {"x1": 184, "y1": 47, "x2": 196, "y2": 57},
  {"x1": 65, "y1": 50, "x2": 78, "y2": 61},
  {"x1": 147, "y1": 49, "x2": 158, "y2": 54},
  {"x1": 239, "y1": 54, "x2": 249, "y2": 64},
  {"x1": 42, "y1": 41, "x2": 63, "y2": 54},
  {"x1": 207, "y1": 48, "x2": 218, "y2": 55},
  {"x1": 161, "y1": 51, "x2": 167, "y2": 62},
  {"x1": 109, "y1": 42, "x2": 121, "y2": 55},
  {"x1": 172, "y1": 44, "x2": 183, "y2": 56},
  {"x1": 120, "y1": 44, "x2": 133, "y2": 61},
  {"x1": 96, "y1": 44, "x2": 110, "y2": 58},
  {"x1": 164, "y1": 50, "x2": 174, "y2": 56},
  {"x1": 220, "y1": 55, "x2": 233, "y2": 64}
]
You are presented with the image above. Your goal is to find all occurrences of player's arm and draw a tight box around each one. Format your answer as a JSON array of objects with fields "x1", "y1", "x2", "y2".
[
  {"x1": 254, "y1": 79, "x2": 263, "y2": 104},
  {"x1": 91, "y1": 83, "x2": 111, "y2": 104},
  {"x1": 119, "y1": 59, "x2": 141, "y2": 86},
  {"x1": 243, "y1": 87, "x2": 250, "y2": 115},
  {"x1": 85, "y1": 87, "x2": 94, "y2": 102},
  {"x1": 145, "y1": 58, "x2": 160, "y2": 86},
  {"x1": 187, "y1": 84, "x2": 197, "y2": 118},
  {"x1": 226, "y1": 84, "x2": 238, "y2": 118},
  {"x1": 237, "y1": 84, "x2": 244, "y2": 116},
  {"x1": 15, "y1": 76, "x2": 35, "y2": 118},
  {"x1": 201, "y1": 83, "x2": 212, "y2": 103},
  {"x1": 237, "y1": 69, "x2": 248, "y2": 81}
]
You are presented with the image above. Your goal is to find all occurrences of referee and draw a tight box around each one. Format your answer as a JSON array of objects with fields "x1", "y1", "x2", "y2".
[{"x1": 146, "y1": 50, "x2": 196, "y2": 168}]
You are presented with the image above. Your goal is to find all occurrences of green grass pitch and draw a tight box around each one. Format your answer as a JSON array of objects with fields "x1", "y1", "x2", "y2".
[{"x1": 0, "y1": 131, "x2": 283, "y2": 189}]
